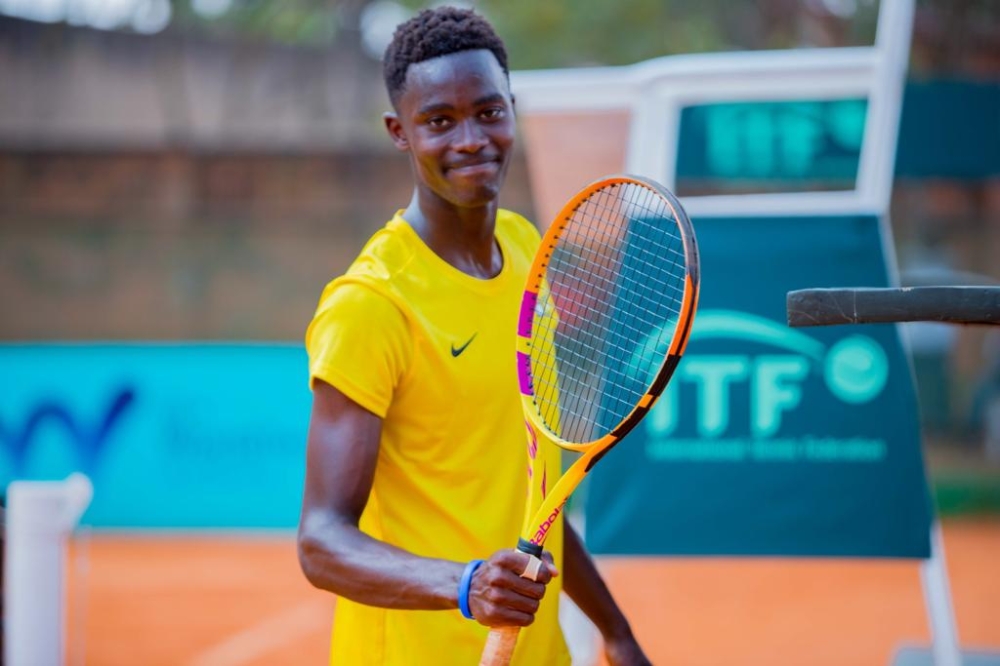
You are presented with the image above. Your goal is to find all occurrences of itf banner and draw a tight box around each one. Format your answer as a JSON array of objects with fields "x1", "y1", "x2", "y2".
[
  {"x1": 585, "y1": 215, "x2": 933, "y2": 558},
  {"x1": 0, "y1": 344, "x2": 311, "y2": 528}
]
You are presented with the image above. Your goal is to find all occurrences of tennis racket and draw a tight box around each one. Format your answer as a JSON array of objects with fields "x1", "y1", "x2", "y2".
[{"x1": 480, "y1": 174, "x2": 700, "y2": 664}]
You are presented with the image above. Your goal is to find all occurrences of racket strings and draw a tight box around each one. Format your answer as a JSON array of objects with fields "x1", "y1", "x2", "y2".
[
  {"x1": 579, "y1": 185, "x2": 684, "y2": 426},
  {"x1": 533, "y1": 191, "x2": 629, "y2": 430},
  {"x1": 530, "y1": 181, "x2": 688, "y2": 443}
]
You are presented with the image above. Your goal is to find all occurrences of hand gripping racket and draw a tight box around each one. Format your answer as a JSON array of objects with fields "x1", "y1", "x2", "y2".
[{"x1": 480, "y1": 175, "x2": 700, "y2": 664}]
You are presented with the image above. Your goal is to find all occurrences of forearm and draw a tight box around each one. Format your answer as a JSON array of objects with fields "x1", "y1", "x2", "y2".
[
  {"x1": 562, "y1": 523, "x2": 636, "y2": 643},
  {"x1": 297, "y1": 382, "x2": 554, "y2": 625},
  {"x1": 298, "y1": 511, "x2": 463, "y2": 610}
]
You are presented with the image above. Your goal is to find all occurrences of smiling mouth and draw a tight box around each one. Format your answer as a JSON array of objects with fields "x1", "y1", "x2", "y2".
[{"x1": 447, "y1": 159, "x2": 500, "y2": 174}]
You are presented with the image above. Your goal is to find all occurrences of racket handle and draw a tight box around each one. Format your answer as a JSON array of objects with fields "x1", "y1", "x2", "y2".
[
  {"x1": 479, "y1": 626, "x2": 520, "y2": 666},
  {"x1": 479, "y1": 547, "x2": 543, "y2": 664}
]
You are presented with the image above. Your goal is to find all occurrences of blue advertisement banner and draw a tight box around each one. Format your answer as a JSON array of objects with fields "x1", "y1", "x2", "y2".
[
  {"x1": 0, "y1": 344, "x2": 311, "y2": 528},
  {"x1": 585, "y1": 215, "x2": 934, "y2": 558}
]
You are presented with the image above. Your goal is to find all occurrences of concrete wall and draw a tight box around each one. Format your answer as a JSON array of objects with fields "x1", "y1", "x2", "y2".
[{"x1": 0, "y1": 16, "x2": 388, "y2": 150}]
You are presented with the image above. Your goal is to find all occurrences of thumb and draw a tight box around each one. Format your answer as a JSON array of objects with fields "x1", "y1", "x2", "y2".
[{"x1": 541, "y1": 550, "x2": 560, "y2": 578}]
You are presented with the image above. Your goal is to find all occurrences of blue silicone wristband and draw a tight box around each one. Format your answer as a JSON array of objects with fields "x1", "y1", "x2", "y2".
[{"x1": 458, "y1": 559, "x2": 485, "y2": 620}]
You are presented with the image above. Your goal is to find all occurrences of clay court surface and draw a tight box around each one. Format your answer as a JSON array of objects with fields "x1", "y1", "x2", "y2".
[{"x1": 68, "y1": 518, "x2": 999, "y2": 665}]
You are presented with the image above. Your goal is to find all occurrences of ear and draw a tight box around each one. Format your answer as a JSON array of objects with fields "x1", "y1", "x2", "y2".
[{"x1": 384, "y1": 112, "x2": 409, "y2": 152}]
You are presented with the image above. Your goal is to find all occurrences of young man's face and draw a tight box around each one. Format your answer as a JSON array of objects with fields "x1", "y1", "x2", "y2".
[{"x1": 385, "y1": 49, "x2": 515, "y2": 211}]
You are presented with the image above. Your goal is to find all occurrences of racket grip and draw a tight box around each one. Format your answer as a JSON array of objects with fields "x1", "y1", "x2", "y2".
[
  {"x1": 479, "y1": 547, "x2": 543, "y2": 664},
  {"x1": 479, "y1": 626, "x2": 521, "y2": 666}
]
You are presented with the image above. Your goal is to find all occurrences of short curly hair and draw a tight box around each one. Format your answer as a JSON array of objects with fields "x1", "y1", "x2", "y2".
[{"x1": 383, "y1": 6, "x2": 509, "y2": 106}]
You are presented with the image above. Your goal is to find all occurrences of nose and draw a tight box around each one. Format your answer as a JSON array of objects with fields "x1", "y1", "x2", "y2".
[{"x1": 453, "y1": 119, "x2": 489, "y2": 153}]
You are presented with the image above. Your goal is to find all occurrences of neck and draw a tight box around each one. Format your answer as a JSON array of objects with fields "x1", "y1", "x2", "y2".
[{"x1": 402, "y1": 191, "x2": 503, "y2": 279}]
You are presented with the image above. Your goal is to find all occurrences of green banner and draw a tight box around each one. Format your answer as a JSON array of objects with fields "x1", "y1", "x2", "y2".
[
  {"x1": 676, "y1": 99, "x2": 866, "y2": 194},
  {"x1": 675, "y1": 81, "x2": 999, "y2": 194},
  {"x1": 585, "y1": 215, "x2": 933, "y2": 558}
]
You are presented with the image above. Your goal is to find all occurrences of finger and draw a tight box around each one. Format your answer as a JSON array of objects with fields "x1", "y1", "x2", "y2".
[
  {"x1": 519, "y1": 554, "x2": 543, "y2": 581},
  {"x1": 489, "y1": 588, "x2": 542, "y2": 615},
  {"x1": 475, "y1": 558, "x2": 545, "y2": 598},
  {"x1": 480, "y1": 605, "x2": 537, "y2": 628},
  {"x1": 498, "y1": 569, "x2": 549, "y2": 600},
  {"x1": 485, "y1": 549, "x2": 555, "y2": 589},
  {"x1": 489, "y1": 549, "x2": 552, "y2": 584},
  {"x1": 469, "y1": 590, "x2": 538, "y2": 628},
  {"x1": 540, "y1": 550, "x2": 560, "y2": 578},
  {"x1": 516, "y1": 553, "x2": 556, "y2": 585}
]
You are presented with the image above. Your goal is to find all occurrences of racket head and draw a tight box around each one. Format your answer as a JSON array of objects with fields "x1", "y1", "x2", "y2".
[{"x1": 516, "y1": 174, "x2": 700, "y2": 455}]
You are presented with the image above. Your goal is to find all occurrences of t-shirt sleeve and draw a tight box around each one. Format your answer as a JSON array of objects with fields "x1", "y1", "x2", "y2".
[{"x1": 304, "y1": 279, "x2": 411, "y2": 418}]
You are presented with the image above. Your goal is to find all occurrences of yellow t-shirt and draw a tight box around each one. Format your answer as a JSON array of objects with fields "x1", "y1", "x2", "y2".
[{"x1": 305, "y1": 210, "x2": 569, "y2": 666}]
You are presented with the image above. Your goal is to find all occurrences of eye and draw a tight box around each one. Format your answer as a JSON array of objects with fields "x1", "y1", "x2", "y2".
[
  {"x1": 427, "y1": 116, "x2": 453, "y2": 130},
  {"x1": 481, "y1": 106, "x2": 505, "y2": 121}
]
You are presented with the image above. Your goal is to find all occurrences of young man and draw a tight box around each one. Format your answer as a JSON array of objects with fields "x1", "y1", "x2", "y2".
[{"x1": 297, "y1": 7, "x2": 651, "y2": 665}]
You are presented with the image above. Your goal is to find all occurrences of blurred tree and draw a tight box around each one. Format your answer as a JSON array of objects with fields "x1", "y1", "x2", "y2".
[
  {"x1": 161, "y1": 0, "x2": 996, "y2": 75},
  {"x1": 471, "y1": 0, "x2": 818, "y2": 69},
  {"x1": 912, "y1": 0, "x2": 1000, "y2": 77},
  {"x1": 170, "y1": 0, "x2": 344, "y2": 45}
]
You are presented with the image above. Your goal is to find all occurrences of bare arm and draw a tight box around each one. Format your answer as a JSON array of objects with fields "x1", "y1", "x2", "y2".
[
  {"x1": 563, "y1": 522, "x2": 651, "y2": 666},
  {"x1": 297, "y1": 379, "x2": 556, "y2": 624}
]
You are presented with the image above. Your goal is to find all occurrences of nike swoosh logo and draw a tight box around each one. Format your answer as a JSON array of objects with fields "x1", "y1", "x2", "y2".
[{"x1": 451, "y1": 333, "x2": 478, "y2": 357}]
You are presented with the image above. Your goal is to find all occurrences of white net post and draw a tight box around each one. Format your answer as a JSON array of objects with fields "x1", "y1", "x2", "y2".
[
  {"x1": 4, "y1": 473, "x2": 93, "y2": 666},
  {"x1": 919, "y1": 521, "x2": 963, "y2": 666}
]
